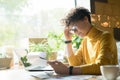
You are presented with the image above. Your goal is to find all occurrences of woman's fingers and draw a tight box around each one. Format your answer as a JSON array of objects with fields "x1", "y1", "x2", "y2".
[
  {"x1": 47, "y1": 60, "x2": 60, "y2": 65},
  {"x1": 47, "y1": 60, "x2": 68, "y2": 74},
  {"x1": 64, "y1": 27, "x2": 72, "y2": 40},
  {"x1": 47, "y1": 60, "x2": 66, "y2": 69}
]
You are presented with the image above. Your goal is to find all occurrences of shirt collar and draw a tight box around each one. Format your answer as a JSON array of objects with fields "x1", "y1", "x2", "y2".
[{"x1": 86, "y1": 26, "x2": 100, "y2": 39}]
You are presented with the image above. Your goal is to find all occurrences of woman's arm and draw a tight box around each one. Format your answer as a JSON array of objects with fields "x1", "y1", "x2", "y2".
[{"x1": 47, "y1": 60, "x2": 82, "y2": 75}]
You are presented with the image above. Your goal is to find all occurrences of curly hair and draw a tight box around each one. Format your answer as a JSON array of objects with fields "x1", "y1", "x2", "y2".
[{"x1": 61, "y1": 7, "x2": 91, "y2": 27}]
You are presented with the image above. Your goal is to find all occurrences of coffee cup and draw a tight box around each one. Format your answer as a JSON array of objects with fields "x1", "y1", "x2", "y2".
[{"x1": 100, "y1": 65, "x2": 119, "y2": 80}]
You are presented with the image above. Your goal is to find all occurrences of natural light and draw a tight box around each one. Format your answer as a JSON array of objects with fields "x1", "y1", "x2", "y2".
[
  {"x1": 16, "y1": 0, "x2": 75, "y2": 15},
  {"x1": 0, "y1": 0, "x2": 91, "y2": 56}
]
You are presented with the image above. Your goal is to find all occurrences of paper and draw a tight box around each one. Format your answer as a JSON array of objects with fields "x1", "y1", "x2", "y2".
[{"x1": 30, "y1": 71, "x2": 54, "y2": 79}]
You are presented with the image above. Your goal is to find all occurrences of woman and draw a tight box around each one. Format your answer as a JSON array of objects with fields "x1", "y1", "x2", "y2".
[{"x1": 48, "y1": 7, "x2": 118, "y2": 75}]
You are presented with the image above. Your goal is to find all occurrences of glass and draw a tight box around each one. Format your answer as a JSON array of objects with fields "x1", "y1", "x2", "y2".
[
  {"x1": 69, "y1": 26, "x2": 78, "y2": 34},
  {"x1": 0, "y1": 0, "x2": 75, "y2": 47}
]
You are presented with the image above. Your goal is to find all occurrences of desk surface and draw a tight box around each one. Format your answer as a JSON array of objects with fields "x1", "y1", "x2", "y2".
[
  {"x1": 0, "y1": 66, "x2": 120, "y2": 80},
  {"x1": 0, "y1": 68, "x2": 100, "y2": 80},
  {"x1": 0, "y1": 69, "x2": 35, "y2": 80}
]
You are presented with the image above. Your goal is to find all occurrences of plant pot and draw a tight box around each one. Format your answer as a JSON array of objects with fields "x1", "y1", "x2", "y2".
[
  {"x1": 48, "y1": 52, "x2": 57, "y2": 60},
  {"x1": 0, "y1": 58, "x2": 12, "y2": 69}
]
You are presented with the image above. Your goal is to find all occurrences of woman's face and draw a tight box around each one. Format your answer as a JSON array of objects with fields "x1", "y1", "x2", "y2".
[{"x1": 69, "y1": 18, "x2": 91, "y2": 38}]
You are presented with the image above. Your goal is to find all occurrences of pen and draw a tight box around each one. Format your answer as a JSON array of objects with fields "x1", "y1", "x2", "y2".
[{"x1": 39, "y1": 56, "x2": 47, "y2": 60}]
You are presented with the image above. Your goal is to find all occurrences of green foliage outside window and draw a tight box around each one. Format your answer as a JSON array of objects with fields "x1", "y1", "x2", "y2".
[
  {"x1": 72, "y1": 35, "x2": 83, "y2": 49},
  {"x1": 0, "y1": 0, "x2": 28, "y2": 12}
]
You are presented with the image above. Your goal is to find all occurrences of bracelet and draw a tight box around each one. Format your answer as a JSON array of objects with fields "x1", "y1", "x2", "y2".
[
  {"x1": 64, "y1": 40, "x2": 72, "y2": 44},
  {"x1": 68, "y1": 66, "x2": 73, "y2": 75}
]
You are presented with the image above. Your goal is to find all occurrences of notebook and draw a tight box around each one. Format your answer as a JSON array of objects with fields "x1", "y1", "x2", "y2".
[{"x1": 14, "y1": 48, "x2": 53, "y2": 71}]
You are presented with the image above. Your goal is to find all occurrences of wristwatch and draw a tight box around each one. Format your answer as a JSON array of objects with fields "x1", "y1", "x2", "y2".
[
  {"x1": 68, "y1": 66, "x2": 73, "y2": 75},
  {"x1": 64, "y1": 40, "x2": 72, "y2": 44}
]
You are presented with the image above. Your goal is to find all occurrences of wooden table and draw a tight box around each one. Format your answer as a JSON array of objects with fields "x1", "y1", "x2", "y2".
[
  {"x1": 0, "y1": 66, "x2": 120, "y2": 80},
  {"x1": 0, "y1": 68, "x2": 99, "y2": 80}
]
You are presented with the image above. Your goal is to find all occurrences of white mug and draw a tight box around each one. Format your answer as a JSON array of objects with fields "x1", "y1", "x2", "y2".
[{"x1": 100, "y1": 65, "x2": 119, "y2": 80}]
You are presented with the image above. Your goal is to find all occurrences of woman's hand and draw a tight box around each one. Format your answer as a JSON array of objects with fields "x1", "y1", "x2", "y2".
[
  {"x1": 64, "y1": 27, "x2": 72, "y2": 40},
  {"x1": 47, "y1": 60, "x2": 69, "y2": 75}
]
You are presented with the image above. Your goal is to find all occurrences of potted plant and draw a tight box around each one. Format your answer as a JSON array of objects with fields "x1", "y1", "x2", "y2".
[
  {"x1": 47, "y1": 32, "x2": 83, "y2": 61},
  {"x1": 28, "y1": 32, "x2": 65, "y2": 60},
  {"x1": 47, "y1": 32, "x2": 65, "y2": 60},
  {"x1": 19, "y1": 49, "x2": 31, "y2": 67},
  {"x1": 29, "y1": 39, "x2": 57, "y2": 60},
  {"x1": 47, "y1": 32, "x2": 64, "y2": 51},
  {"x1": 0, "y1": 53, "x2": 12, "y2": 68},
  {"x1": 20, "y1": 55, "x2": 31, "y2": 67}
]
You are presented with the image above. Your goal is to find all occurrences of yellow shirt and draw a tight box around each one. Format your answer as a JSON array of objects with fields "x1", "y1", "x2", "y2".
[{"x1": 68, "y1": 26, "x2": 118, "y2": 74}]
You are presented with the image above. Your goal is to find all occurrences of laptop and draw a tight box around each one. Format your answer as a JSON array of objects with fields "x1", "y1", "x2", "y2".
[{"x1": 14, "y1": 48, "x2": 53, "y2": 71}]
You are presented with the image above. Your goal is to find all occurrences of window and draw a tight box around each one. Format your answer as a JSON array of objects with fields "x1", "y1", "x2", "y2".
[
  {"x1": 0, "y1": 0, "x2": 75, "y2": 47},
  {"x1": 0, "y1": 0, "x2": 92, "y2": 48},
  {"x1": 75, "y1": 0, "x2": 91, "y2": 12}
]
